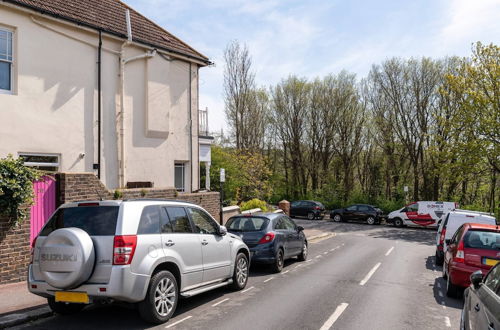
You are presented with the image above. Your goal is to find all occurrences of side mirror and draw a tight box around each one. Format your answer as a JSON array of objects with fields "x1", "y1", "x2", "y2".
[
  {"x1": 470, "y1": 270, "x2": 483, "y2": 289},
  {"x1": 219, "y1": 225, "x2": 227, "y2": 236},
  {"x1": 297, "y1": 226, "x2": 304, "y2": 232}
]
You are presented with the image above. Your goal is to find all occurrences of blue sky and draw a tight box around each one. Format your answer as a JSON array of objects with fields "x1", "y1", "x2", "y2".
[{"x1": 124, "y1": 0, "x2": 500, "y2": 132}]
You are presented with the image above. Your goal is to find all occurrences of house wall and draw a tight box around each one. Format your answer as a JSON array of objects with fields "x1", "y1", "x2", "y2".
[
  {"x1": 0, "y1": 213, "x2": 31, "y2": 285},
  {"x1": 0, "y1": 5, "x2": 200, "y2": 191}
]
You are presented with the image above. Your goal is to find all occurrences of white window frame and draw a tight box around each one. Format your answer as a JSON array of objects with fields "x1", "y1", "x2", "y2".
[
  {"x1": 174, "y1": 163, "x2": 185, "y2": 192},
  {"x1": 18, "y1": 152, "x2": 60, "y2": 171},
  {"x1": 0, "y1": 27, "x2": 14, "y2": 94}
]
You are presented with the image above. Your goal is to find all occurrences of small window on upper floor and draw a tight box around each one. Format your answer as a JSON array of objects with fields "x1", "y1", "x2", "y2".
[
  {"x1": 0, "y1": 28, "x2": 13, "y2": 92},
  {"x1": 19, "y1": 153, "x2": 60, "y2": 172}
]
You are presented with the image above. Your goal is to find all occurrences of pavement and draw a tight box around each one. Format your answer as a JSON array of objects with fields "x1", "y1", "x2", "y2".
[{"x1": 0, "y1": 225, "x2": 331, "y2": 329}]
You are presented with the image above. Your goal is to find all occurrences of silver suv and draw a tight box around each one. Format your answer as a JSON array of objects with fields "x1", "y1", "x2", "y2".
[{"x1": 28, "y1": 199, "x2": 250, "y2": 324}]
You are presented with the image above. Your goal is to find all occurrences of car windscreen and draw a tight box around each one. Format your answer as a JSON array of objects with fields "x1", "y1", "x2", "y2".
[
  {"x1": 226, "y1": 217, "x2": 269, "y2": 232},
  {"x1": 463, "y1": 230, "x2": 500, "y2": 251},
  {"x1": 39, "y1": 206, "x2": 119, "y2": 236}
]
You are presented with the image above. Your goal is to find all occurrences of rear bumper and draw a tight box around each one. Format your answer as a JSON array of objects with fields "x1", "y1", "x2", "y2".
[
  {"x1": 27, "y1": 264, "x2": 150, "y2": 303},
  {"x1": 249, "y1": 244, "x2": 276, "y2": 264},
  {"x1": 449, "y1": 262, "x2": 489, "y2": 288}
]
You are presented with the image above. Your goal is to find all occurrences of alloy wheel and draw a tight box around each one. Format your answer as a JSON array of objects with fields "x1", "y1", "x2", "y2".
[
  {"x1": 154, "y1": 277, "x2": 176, "y2": 317},
  {"x1": 367, "y1": 217, "x2": 375, "y2": 225},
  {"x1": 302, "y1": 243, "x2": 308, "y2": 259},
  {"x1": 236, "y1": 256, "x2": 248, "y2": 286},
  {"x1": 334, "y1": 215, "x2": 341, "y2": 222}
]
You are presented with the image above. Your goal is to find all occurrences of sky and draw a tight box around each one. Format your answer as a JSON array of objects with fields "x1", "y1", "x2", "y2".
[{"x1": 124, "y1": 0, "x2": 500, "y2": 133}]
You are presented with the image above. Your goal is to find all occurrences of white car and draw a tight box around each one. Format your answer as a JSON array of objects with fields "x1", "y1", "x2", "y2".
[
  {"x1": 387, "y1": 201, "x2": 456, "y2": 228},
  {"x1": 435, "y1": 209, "x2": 496, "y2": 265},
  {"x1": 28, "y1": 199, "x2": 250, "y2": 324}
]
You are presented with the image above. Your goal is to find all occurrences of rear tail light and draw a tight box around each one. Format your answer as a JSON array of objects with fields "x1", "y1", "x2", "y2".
[
  {"x1": 455, "y1": 239, "x2": 465, "y2": 263},
  {"x1": 314, "y1": 206, "x2": 320, "y2": 210},
  {"x1": 258, "y1": 232, "x2": 275, "y2": 244},
  {"x1": 113, "y1": 235, "x2": 137, "y2": 265},
  {"x1": 78, "y1": 202, "x2": 100, "y2": 207},
  {"x1": 30, "y1": 236, "x2": 37, "y2": 264},
  {"x1": 439, "y1": 228, "x2": 446, "y2": 248}
]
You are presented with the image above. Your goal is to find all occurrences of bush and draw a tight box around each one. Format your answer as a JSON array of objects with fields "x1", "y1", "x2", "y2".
[
  {"x1": 0, "y1": 155, "x2": 42, "y2": 222},
  {"x1": 240, "y1": 198, "x2": 268, "y2": 212}
]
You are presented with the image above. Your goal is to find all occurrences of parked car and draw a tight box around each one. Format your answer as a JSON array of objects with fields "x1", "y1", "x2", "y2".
[
  {"x1": 225, "y1": 213, "x2": 308, "y2": 273},
  {"x1": 387, "y1": 201, "x2": 457, "y2": 228},
  {"x1": 28, "y1": 199, "x2": 250, "y2": 324},
  {"x1": 443, "y1": 223, "x2": 500, "y2": 298},
  {"x1": 435, "y1": 210, "x2": 496, "y2": 266},
  {"x1": 330, "y1": 204, "x2": 385, "y2": 225},
  {"x1": 290, "y1": 200, "x2": 325, "y2": 220},
  {"x1": 461, "y1": 264, "x2": 500, "y2": 330}
]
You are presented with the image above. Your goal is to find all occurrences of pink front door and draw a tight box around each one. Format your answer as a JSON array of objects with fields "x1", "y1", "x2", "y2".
[{"x1": 30, "y1": 176, "x2": 56, "y2": 244}]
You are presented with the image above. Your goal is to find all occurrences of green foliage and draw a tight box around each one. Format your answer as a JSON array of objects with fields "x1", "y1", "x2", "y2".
[
  {"x1": 113, "y1": 190, "x2": 123, "y2": 200},
  {"x1": 240, "y1": 198, "x2": 268, "y2": 212},
  {"x1": 0, "y1": 155, "x2": 42, "y2": 222},
  {"x1": 210, "y1": 146, "x2": 273, "y2": 202}
]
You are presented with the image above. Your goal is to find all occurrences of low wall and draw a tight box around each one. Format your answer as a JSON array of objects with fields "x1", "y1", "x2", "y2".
[
  {"x1": 222, "y1": 205, "x2": 240, "y2": 224},
  {"x1": 56, "y1": 173, "x2": 220, "y2": 221},
  {"x1": 0, "y1": 214, "x2": 31, "y2": 285}
]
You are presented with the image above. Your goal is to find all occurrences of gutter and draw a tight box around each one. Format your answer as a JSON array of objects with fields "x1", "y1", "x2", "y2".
[{"x1": 1, "y1": 0, "x2": 211, "y2": 65}]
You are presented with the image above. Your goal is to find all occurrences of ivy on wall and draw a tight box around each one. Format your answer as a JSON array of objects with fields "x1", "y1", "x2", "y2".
[{"x1": 0, "y1": 155, "x2": 42, "y2": 223}]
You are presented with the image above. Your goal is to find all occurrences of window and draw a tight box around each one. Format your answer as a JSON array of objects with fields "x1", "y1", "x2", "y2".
[
  {"x1": 19, "y1": 153, "x2": 60, "y2": 172},
  {"x1": 226, "y1": 217, "x2": 268, "y2": 232},
  {"x1": 346, "y1": 205, "x2": 357, "y2": 211},
  {"x1": 174, "y1": 163, "x2": 185, "y2": 192},
  {"x1": 283, "y1": 217, "x2": 297, "y2": 230},
  {"x1": 451, "y1": 225, "x2": 464, "y2": 245},
  {"x1": 165, "y1": 207, "x2": 192, "y2": 233},
  {"x1": 0, "y1": 28, "x2": 13, "y2": 92},
  {"x1": 407, "y1": 203, "x2": 418, "y2": 212},
  {"x1": 160, "y1": 208, "x2": 173, "y2": 233},
  {"x1": 188, "y1": 207, "x2": 218, "y2": 235},
  {"x1": 40, "y1": 206, "x2": 119, "y2": 236},
  {"x1": 463, "y1": 230, "x2": 500, "y2": 251},
  {"x1": 137, "y1": 205, "x2": 160, "y2": 234},
  {"x1": 484, "y1": 264, "x2": 500, "y2": 295},
  {"x1": 358, "y1": 205, "x2": 370, "y2": 212},
  {"x1": 274, "y1": 218, "x2": 287, "y2": 230}
]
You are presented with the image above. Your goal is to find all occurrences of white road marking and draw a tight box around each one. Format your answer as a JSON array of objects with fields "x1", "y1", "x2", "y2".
[
  {"x1": 359, "y1": 262, "x2": 382, "y2": 286},
  {"x1": 438, "y1": 291, "x2": 444, "y2": 298},
  {"x1": 211, "y1": 298, "x2": 230, "y2": 307},
  {"x1": 165, "y1": 316, "x2": 192, "y2": 328},
  {"x1": 385, "y1": 246, "x2": 394, "y2": 256},
  {"x1": 282, "y1": 270, "x2": 290, "y2": 274},
  {"x1": 319, "y1": 303, "x2": 349, "y2": 330},
  {"x1": 306, "y1": 259, "x2": 313, "y2": 262},
  {"x1": 315, "y1": 255, "x2": 322, "y2": 259},
  {"x1": 323, "y1": 251, "x2": 328, "y2": 255},
  {"x1": 264, "y1": 277, "x2": 274, "y2": 283},
  {"x1": 242, "y1": 286, "x2": 254, "y2": 293},
  {"x1": 294, "y1": 264, "x2": 303, "y2": 269},
  {"x1": 444, "y1": 316, "x2": 451, "y2": 327}
]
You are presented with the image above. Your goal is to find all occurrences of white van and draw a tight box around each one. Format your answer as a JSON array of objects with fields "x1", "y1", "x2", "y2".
[
  {"x1": 388, "y1": 201, "x2": 457, "y2": 228},
  {"x1": 434, "y1": 210, "x2": 497, "y2": 265}
]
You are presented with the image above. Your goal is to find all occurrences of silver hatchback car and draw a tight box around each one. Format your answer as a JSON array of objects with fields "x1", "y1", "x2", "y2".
[{"x1": 28, "y1": 199, "x2": 250, "y2": 324}]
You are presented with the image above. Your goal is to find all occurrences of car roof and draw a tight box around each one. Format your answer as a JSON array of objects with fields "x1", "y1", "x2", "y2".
[
  {"x1": 450, "y1": 210, "x2": 496, "y2": 218},
  {"x1": 229, "y1": 212, "x2": 283, "y2": 221},
  {"x1": 464, "y1": 223, "x2": 500, "y2": 231},
  {"x1": 63, "y1": 199, "x2": 198, "y2": 208}
]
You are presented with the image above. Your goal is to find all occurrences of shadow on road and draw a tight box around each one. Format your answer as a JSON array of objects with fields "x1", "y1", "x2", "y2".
[
  {"x1": 366, "y1": 226, "x2": 436, "y2": 246},
  {"x1": 426, "y1": 255, "x2": 464, "y2": 310}
]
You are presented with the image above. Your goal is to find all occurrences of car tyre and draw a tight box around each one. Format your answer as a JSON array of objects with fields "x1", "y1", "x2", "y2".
[
  {"x1": 333, "y1": 214, "x2": 342, "y2": 222},
  {"x1": 307, "y1": 212, "x2": 315, "y2": 220},
  {"x1": 435, "y1": 251, "x2": 444, "y2": 266},
  {"x1": 297, "y1": 242, "x2": 308, "y2": 261},
  {"x1": 230, "y1": 253, "x2": 249, "y2": 290},
  {"x1": 366, "y1": 216, "x2": 376, "y2": 225},
  {"x1": 393, "y1": 218, "x2": 403, "y2": 227},
  {"x1": 272, "y1": 249, "x2": 284, "y2": 273},
  {"x1": 446, "y1": 272, "x2": 459, "y2": 298},
  {"x1": 47, "y1": 297, "x2": 85, "y2": 315},
  {"x1": 138, "y1": 270, "x2": 178, "y2": 324}
]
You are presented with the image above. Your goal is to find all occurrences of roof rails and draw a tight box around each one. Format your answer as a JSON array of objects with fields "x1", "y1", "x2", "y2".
[
  {"x1": 123, "y1": 198, "x2": 194, "y2": 204},
  {"x1": 452, "y1": 209, "x2": 495, "y2": 216}
]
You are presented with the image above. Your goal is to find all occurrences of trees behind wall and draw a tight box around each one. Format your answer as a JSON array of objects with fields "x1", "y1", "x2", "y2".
[{"x1": 220, "y1": 41, "x2": 499, "y2": 215}]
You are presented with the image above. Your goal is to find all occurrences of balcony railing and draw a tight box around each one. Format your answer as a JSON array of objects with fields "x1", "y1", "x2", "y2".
[{"x1": 199, "y1": 107, "x2": 209, "y2": 137}]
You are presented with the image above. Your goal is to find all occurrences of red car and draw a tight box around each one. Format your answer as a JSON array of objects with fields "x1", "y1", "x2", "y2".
[{"x1": 443, "y1": 223, "x2": 500, "y2": 298}]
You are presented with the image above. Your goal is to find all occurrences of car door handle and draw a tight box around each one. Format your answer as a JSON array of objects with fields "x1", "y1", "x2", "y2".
[
  {"x1": 474, "y1": 303, "x2": 480, "y2": 312},
  {"x1": 202, "y1": 240, "x2": 208, "y2": 245},
  {"x1": 165, "y1": 240, "x2": 175, "y2": 247}
]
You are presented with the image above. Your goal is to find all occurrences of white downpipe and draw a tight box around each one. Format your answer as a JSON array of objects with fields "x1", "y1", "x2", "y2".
[
  {"x1": 117, "y1": 46, "x2": 156, "y2": 187},
  {"x1": 126, "y1": 10, "x2": 132, "y2": 42}
]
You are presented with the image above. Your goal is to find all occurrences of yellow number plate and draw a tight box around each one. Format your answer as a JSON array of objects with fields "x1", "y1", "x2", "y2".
[
  {"x1": 484, "y1": 258, "x2": 500, "y2": 267},
  {"x1": 55, "y1": 291, "x2": 89, "y2": 304}
]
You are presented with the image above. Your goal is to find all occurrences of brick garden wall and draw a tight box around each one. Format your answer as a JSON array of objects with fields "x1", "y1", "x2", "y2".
[{"x1": 0, "y1": 214, "x2": 31, "y2": 285}]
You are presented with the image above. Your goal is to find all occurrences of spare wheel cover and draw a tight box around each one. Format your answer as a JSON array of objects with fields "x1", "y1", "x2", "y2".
[{"x1": 39, "y1": 227, "x2": 95, "y2": 289}]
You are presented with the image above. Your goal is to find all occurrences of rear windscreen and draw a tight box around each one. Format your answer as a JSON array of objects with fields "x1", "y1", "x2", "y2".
[
  {"x1": 464, "y1": 230, "x2": 500, "y2": 251},
  {"x1": 226, "y1": 217, "x2": 269, "y2": 232},
  {"x1": 39, "y1": 206, "x2": 119, "y2": 236}
]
